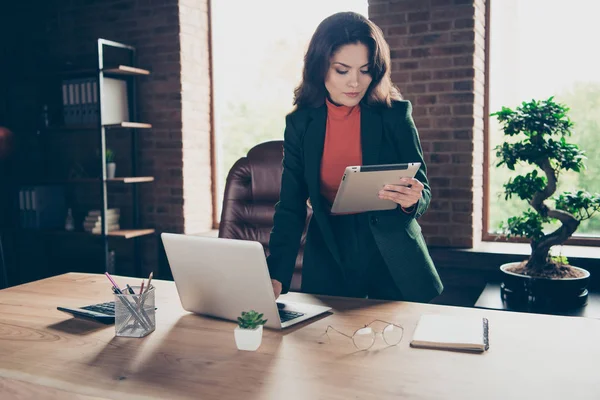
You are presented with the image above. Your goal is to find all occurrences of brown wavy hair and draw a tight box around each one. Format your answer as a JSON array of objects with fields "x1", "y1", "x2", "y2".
[{"x1": 294, "y1": 12, "x2": 402, "y2": 109}]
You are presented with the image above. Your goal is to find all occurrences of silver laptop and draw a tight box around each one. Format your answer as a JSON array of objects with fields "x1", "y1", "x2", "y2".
[{"x1": 161, "y1": 233, "x2": 331, "y2": 329}]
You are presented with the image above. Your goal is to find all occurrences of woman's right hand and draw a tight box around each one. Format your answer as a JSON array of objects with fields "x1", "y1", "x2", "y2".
[{"x1": 271, "y1": 279, "x2": 282, "y2": 299}]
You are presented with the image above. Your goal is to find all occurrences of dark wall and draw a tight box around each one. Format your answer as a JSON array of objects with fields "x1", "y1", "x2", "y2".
[{"x1": 0, "y1": 0, "x2": 189, "y2": 285}]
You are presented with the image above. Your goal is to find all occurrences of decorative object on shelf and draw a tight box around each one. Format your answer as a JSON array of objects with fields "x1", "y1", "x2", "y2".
[
  {"x1": 492, "y1": 97, "x2": 600, "y2": 310},
  {"x1": 105, "y1": 148, "x2": 116, "y2": 179},
  {"x1": 83, "y1": 208, "x2": 120, "y2": 234},
  {"x1": 234, "y1": 310, "x2": 267, "y2": 351},
  {"x1": 65, "y1": 208, "x2": 75, "y2": 231}
]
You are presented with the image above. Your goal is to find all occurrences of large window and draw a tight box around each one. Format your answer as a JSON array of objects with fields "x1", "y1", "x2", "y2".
[
  {"x1": 211, "y1": 0, "x2": 368, "y2": 223},
  {"x1": 487, "y1": 0, "x2": 600, "y2": 238}
]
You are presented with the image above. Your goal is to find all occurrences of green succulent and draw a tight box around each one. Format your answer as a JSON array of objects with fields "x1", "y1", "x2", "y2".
[
  {"x1": 237, "y1": 310, "x2": 267, "y2": 330},
  {"x1": 105, "y1": 148, "x2": 115, "y2": 163}
]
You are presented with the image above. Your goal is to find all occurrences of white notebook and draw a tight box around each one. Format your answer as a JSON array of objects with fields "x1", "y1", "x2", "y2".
[{"x1": 410, "y1": 314, "x2": 489, "y2": 353}]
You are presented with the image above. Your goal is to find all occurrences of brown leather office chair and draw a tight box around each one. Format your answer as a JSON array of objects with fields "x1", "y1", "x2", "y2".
[{"x1": 218, "y1": 140, "x2": 311, "y2": 291}]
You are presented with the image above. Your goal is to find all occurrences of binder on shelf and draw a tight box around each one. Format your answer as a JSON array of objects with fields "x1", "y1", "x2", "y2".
[
  {"x1": 101, "y1": 77, "x2": 130, "y2": 125},
  {"x1": 17, "y1": 186, "x2": 66, "y2": 229}
]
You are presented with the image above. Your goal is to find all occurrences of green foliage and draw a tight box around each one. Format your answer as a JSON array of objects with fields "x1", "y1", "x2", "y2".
[
  {"x1": 554, "y1": 190, "x2": 600, "y2": 221},
  {"x1": 491, "y1": 97, "x2": 574, "y2": 138},
  {"x1": 489, "y1": 84, "x2": 600, "y2": 236},
  {"x1": 105, "y1": 148, "x2": 115, "y2": 163},
  {"x1": 500, "y1": 209, "x2": 548, "y2": 241},
  {"x1": 493, "y1": 98, "x2": 586, "y2": 173},
  {"x1": 237, "y1": 310, "x2": 267, "y2": 330},
  {"x1": 550, "y1": 255, "x2": 569, "y2": 266},
  {"x1": 492, "y1": 97, "x2": 599, "y2": 246},
  {"x1": 502, "y1": 170, "x2": 546, "y2": 201}
]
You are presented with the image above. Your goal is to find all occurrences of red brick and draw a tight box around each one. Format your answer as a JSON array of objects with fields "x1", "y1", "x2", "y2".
[
  {"x1": 428, "y1": 82, "x2": 454, "y2": 93},
  {"x1": 387, "y1": 25, "x2": 409, "y2": 35},
  {"x1": 409, "y1": 23, "x2": 429, "y2": 34},
  {"x1": 431, "y1": 21, "x2": 453, "y2": 31},
  {"x1": 411, "y1": 71, "x2": 433, "y2": 81},
  {"x1": 408, "y1": 11, "x2": 431, "y2": 22},
  {"x1": 369, "y1": 3, "x2": 389, "y2": 15},
  {"x1": 428, "y1": 104, "x2": 452, "y2": 116},
  {"x1": 419, "y1": 57, "x2": 453, "y2": 69},
  {"x1": 389, "y1": 0, "x2": 430, "y2": 13}
]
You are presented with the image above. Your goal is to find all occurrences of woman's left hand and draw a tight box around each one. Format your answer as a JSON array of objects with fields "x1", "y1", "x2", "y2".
[{"x1": 378, "y1": 178, "x2": 423, "y2": 209}]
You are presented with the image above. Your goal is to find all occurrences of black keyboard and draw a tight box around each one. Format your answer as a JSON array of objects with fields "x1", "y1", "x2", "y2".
[
  {"x1": 57, "y1": 301, "x2": 116, "y2": 324},
  {"x1": 279, "y1": 309, "x2": 304, "y2": 323}
]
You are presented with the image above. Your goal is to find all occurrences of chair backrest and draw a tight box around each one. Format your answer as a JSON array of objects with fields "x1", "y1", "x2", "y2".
[{"x1": 218, "y1": 140, "x2": 311, "y2": 291}]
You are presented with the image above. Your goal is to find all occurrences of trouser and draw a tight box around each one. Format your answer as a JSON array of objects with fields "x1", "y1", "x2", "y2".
[{"x1": 330, "y1": 212, "x2": 403, "y2": 301}]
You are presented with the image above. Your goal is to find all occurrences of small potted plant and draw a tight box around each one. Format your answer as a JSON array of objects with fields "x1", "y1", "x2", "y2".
[
  {"x1": 234, "y1": 310, "x2": 267, "y2": 351},
  {"x1": 105, "y1": 148, "x2": 116, "y2": 179},
  {"x1": 492, "y1": 97, "x2": 600, "y2": 309}
]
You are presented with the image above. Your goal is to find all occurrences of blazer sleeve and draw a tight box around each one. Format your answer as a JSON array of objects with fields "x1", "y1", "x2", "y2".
[
  {"x1": 266, "y1": 113, "x2": 309, "y2": 294},
  {"x1": 393, "y1": 100, "x2": 431, "y2": 220}
]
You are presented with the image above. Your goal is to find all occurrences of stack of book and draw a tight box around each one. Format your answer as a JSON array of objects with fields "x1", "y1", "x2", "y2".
[{"x1": 83, "y1": 208, "x2": 120, "y2": 234}]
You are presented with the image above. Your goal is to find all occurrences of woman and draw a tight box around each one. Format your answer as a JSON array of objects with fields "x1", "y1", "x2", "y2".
[{"x1": 267, "y1": 12, "x2": 443, "y2": 302}]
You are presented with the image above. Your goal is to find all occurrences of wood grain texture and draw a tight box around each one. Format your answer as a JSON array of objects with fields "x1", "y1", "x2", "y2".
[{"x1": 1, "y1": 273, "x2": 599, "y2": 400}]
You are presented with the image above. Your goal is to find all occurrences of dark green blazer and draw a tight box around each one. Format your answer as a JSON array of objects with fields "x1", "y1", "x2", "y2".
[{"x1": 267, "y1": 100, "x2": 443, "y2": 303}]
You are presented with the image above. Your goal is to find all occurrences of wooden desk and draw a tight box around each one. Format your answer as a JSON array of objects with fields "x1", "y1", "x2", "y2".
[{"x1": 1, "y1": 273, "x2": 599, "y2": 400}]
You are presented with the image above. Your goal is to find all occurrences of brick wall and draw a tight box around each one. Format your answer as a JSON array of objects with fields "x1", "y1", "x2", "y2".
[
  {"x1": 369, "y1": 0, "x2": 486, "y2": 247},
  {"x1": 179, "y1": 0, "x2": 214, "y2": 234}
]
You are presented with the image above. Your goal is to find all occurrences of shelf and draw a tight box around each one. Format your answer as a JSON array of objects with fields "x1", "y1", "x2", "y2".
[
  {"x1": 107, "y1": 229, "x2": 155, "y2": 239},
  {"x1": 16, "y1": 228, "x2": 155, "y2": 239},
  {"x1": 102, "y1": 65, "x2": 150, "y2": 76},
  {"x1": 107, "y1": 177, "x2": 154, "y2": 183},
  {"x1": 45, "y1": 122, "x2": 152, "y2": 131},
  {"x1": 20, "y1": 177, "x2": 155, "y2": 185},
  {"x1": 103, "y1": 122, "x2": 152, "y2": 129}
]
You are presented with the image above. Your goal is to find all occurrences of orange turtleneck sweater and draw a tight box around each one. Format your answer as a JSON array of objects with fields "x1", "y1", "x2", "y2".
[{"x1": 320, "y1": 98, "x2": 362, "y2": 205}]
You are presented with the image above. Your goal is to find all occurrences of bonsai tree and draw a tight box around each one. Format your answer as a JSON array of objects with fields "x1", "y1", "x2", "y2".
[
  {"x1": 237, "y1": 310, "x2": 267, "y2": 330},
  {"x1": 492, "y1": 97, "x2": 600, "y2": 278}
]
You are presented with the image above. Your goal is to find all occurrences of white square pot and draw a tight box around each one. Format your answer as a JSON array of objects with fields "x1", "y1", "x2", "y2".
[
  {"x1": 107, "y1": 163, "x2": 116, "y2": 179},
  {"x1": 234, "y1": 325, "x2": 263, "y2": 351}
]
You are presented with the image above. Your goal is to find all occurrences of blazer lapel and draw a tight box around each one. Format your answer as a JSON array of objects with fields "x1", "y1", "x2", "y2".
[
  {"x1": 303, "y1": 105, "x2": 342, "y2": 267},
  {"x1": 303, "y1": 105, "x2": 326, "y2": 201},
  {"x1": 360, "y1": 104, "x2": 383, "y2": 166}
]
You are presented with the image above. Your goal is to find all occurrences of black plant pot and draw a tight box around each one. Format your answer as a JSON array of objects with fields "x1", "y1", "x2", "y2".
[{"x1": 500, "y1": 262, "x2": 590, "y2": 310}]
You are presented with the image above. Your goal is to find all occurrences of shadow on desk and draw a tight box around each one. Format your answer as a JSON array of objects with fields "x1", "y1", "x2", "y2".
[
  {"x1": 47, "y1": 318, "x2": 110, "y2": 336},
  {"x1": 134, "y1": 314, "x2": 283, "y2": 399}
]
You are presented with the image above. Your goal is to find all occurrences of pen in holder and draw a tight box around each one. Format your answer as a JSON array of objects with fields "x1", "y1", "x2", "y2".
[{"x1": 114, "y1": 285, "x2": 156, "y2": 338}]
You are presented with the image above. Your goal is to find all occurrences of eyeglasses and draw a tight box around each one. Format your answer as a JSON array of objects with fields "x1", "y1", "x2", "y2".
[{"x1": 324, "y1": 319, "x2": 405, "y2": 351}]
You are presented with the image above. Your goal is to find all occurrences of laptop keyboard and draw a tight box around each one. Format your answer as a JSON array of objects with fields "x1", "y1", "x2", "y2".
[
  {"x1": 79, "y1": 302, "x2": 304, "y2": 323},
  {"x1": 279, "y1": 309, "x2": 304, "y2": 323},
  {"x1": 82, "y1": 302, "x2": 115, "y2": 315}
]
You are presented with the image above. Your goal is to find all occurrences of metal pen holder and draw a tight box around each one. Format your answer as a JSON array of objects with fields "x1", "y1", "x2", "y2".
[{"x1": 114, "y1": 285, "x2": 155, "y2": 338}]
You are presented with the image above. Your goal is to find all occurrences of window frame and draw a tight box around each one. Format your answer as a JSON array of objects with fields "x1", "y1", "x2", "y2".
[{"x1": 482, "y1": 0, "x2": 600, "y2": 246}]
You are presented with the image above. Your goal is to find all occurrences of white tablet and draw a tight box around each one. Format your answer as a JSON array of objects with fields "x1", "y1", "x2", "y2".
[{"x1": 330, "y1": 162, "x2": 421, "y2": 214}]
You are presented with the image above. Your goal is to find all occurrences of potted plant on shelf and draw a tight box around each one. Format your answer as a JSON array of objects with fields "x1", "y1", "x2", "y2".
[
  {"x1": 106, "y1": 148, "x2": 116, "y2": 179},
  {"x1": 234, "y1": 310, "x2": 267, "y2": 351},
  {"x1": 492, "y1": 97, "x2": 600, "y2": 309}
]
